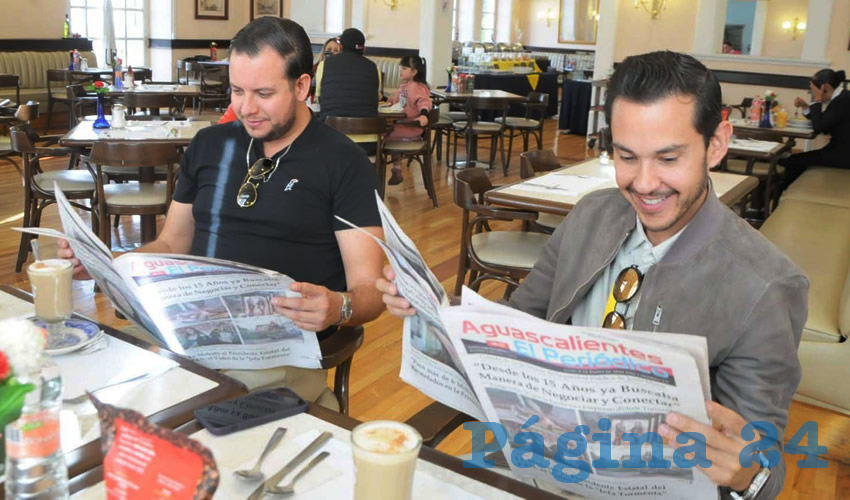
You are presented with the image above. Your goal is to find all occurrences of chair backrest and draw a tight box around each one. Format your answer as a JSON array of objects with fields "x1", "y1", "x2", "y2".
[
  {"x1": 66, "y1": 84, "x2": 89, "y2": 126},
  {"x1": 525, "y1": 92, "x2": 549, "y2": 120},
  {"x1": 519, "y1": 150, "x2": 560, "y2": 179},
  {"x1": 598, "y1": 126, "x2": 612, "y2": 154},
  {"x1": 122, "y1": 92, "x2": 177, "y2": 112},
  {"x1": 132, "y1": 68, "x2": 152, "y2": 82},
  {"x1": 9, "y1": 125, "x2": 37, "y2": 154},
  {"x1": 14, "y1": 101, "x2": 41, "y2": 123},
  {"x1": 453, "y1": 167, "x2": 493, "y2": 210},
  {"x1": 0, "y1": 74, "x2": 21, "y2": 105},
  {"x1": 89, "y1": 141, "x2": 182, "y2": 169},
  {"x1": 46, "y1": 69, "x2": 71, "y2": 94},
  {"x1": 325, "y1": 116, "x2": 387, "y2": 135},
  {"x1": 463, "y1": 97, "x2": 508, "y2": 125}
]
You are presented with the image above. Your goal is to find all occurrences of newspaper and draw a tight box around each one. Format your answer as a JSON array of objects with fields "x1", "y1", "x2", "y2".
[
  {"x1": 16, "y1": 185, "x2": 321, "y2": 370},
  {"x1": 341, "y1": 193, "x2": 718, "y2": 499}
]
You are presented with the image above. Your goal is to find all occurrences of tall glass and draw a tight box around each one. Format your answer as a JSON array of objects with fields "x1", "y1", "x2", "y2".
[
  {"x1": 351, "y1": 421, "x2": 422, "y2": 500},
  {"x1": 27, "y1": 259, "x2": 74, "y2": 348}
]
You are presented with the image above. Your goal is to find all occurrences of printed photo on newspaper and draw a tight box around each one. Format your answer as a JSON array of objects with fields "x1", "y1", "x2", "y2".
[{"x1": 15, "y1": 185, "x2": 322, "y2": 370}]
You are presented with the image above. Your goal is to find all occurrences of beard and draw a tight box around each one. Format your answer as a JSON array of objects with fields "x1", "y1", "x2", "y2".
[
  {"x1": 628, "y1": 159, "x2": 710, "y2": 235},
  {"x1": 252, "y1": 110, "x2": 296, "y2": 143}
]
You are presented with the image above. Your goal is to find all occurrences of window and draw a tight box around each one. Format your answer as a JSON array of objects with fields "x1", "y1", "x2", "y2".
[
  {"x1": 326, "y1": 0, "x2": 344, "y2": 34},
  {"x1": 481, "y1": 0, "x2": 496, "y2": 42},
  {"x1": 452, "y1": 0, "x2": 459, "y2": 41},
  {"x1": 69, "y1": 0, "x2": 146, "y2": 67}
]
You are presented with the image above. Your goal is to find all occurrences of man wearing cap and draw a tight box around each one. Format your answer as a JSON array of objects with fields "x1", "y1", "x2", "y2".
[{"x1": 315, "y1": 28, "x2": 382, "y2": 153}]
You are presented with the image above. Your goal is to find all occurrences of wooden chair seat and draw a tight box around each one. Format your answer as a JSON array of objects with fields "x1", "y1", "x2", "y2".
[
  {"x1": 102, "y1": 182, "x2": 168, "y2": 206},
  {"x1": 34, "y1": 170, "x2": 96, "y2": 193},
  {"x1": 384, "y1": 138, "x2": 426, "y2": 153},
  {"x1": 495, "y1": 116, "x2": 540, "y2": 129},
  {"x1": 452, "y1": 121, "x2": 501, "y2": 133},
  {"x1": 101, "y1": 164, "x2": 175, "y2": 176},
  {"x1": 725, "y1": 158, "x2": 786, "y2": 177},
  {"x1": 535, "y1": 212, "x2": 565, "y2": 230},
  {"x1": 446, "y1": 111, "x2": 466, "y2": 121},
  {"x1": 470, "y1": 231, "x2": 549, "y2": 269}
]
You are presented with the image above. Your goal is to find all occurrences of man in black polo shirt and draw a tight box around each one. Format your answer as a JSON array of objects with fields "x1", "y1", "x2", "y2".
[
  {"x1": 60, "y1": 17, "x2": 385, "y2": 409},
  {"x1": 316, "y1": 28, "x2": 381, "y2": 121}
]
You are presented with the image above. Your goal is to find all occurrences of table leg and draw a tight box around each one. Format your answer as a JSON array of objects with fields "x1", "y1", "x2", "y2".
[{"x1": 139, "y1": 167, "x2": 157, "y2": 244}]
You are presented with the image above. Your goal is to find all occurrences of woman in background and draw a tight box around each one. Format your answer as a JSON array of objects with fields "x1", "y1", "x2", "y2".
[{"x1": 781, "y1": 68, "x2": 849, "y2": 189}]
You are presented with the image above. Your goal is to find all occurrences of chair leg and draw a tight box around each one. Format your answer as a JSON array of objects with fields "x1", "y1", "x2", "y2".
[
  {"x1": 522, "y1": 131, "x2": 530, "y2": 154},
  {"x1": 504, "y1": 129, "x2": 515, "y2": 172},
  {"x1": 535, "y1": 128, "x2": 543, "y2": 150},
  {"x1": 454, "y1": 255, "x2": 468, "y2": 297},
  {"x1": 435, "y1": 130, "x2": 443, "y2": 162},
  {"x1": 449, "y1": 130, "x2": 459, "y2": 168},
  {"x1": 334, "y1": 356, "x2": 354, "y2": 415},
  {"x1": 15, "y1": 192, "x2": 35, "y2": 273},
  {"x1": 113, "y1": 214, "x2": 121, "y2": 228},
  {"x1": 422, "y1": 146, "x2": 438, "y2": 207},
  {"x1": 45, "y1": 99, "x2": 54, "y2": 135},
  {"x1": 499, "y1": 134, "x2": 507, "y2": 176}
]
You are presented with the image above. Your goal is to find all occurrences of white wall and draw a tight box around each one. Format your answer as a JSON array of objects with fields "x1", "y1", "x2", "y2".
[{"x1": 0, "y1": 0, "x2": 65, "y2": 38}]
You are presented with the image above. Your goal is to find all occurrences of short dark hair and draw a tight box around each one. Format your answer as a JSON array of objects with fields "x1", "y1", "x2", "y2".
[
  {"x1": 230, "y1": 17, "x2": 313, "y2": 81},
  {"x1": 812, "y1": 68, "x2": 847, "y2": 90},
  {"x1": 604, "y1": 51, "x2": 722, "y2": 148}
]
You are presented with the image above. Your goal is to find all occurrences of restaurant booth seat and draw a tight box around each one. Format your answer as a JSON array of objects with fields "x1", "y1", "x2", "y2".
[
  {"x1": 0, "y1": 51, "x2": 97, "y2": 110},
  {"x1": 365, "y1": 55, "x2": 401, "y2": 96},
  {"x1": 759, "y1": 168, "x2": 850, "y2": 418}
]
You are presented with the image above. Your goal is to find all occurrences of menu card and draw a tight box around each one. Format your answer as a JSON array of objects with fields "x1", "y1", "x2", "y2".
[{"x1": 93, "y1": 396, "x2": 219, "y2": 499}]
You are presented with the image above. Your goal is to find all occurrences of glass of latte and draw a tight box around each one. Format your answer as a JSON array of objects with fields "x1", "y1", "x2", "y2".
[
  {"x1": 351, "y1": 420, "x2": 422, "y2": 500},
  {"x1": 28, "y1": 259, "x2": 74, "y2": 347}
]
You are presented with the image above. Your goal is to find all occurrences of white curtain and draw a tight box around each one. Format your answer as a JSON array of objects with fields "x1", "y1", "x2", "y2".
[{"x1": 103, "y1": 0, "x2": 117, "y2": 65}]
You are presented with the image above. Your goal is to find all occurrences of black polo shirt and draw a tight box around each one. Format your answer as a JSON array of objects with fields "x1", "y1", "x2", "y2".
[{"x1": 173, "y1": 119, "x2": 381, "y2": 296}]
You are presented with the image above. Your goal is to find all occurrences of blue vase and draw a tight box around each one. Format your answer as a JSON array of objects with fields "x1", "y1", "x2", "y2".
[
  {"x1": 759, "y1": 103, "x2": 773, "y2": 129},
  {"x1": 93, "y1": 94, "x2": 110, "y2": 129}
]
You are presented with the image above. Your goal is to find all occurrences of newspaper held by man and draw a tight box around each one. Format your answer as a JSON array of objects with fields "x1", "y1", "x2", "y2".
[{"x1": 15, "y1": 185, "x2": 322, "y2": 370}]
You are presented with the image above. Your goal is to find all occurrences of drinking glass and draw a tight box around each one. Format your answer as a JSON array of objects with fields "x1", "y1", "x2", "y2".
[
  {"x1": 27, "y1": 259, "x2": 74, "y2": 348},
  {"x1": 351, "y1": 421, "x2": 422, "y2": 500}
]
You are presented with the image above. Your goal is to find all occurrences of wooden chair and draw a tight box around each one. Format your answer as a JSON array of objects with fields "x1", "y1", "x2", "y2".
[
  {"x1": 319, "y1": 325, "x2": 365, "y2": 415},
  {"x1": 496, "y1": 92, "x2": 549, "y2": 172},
  {"x1": 0, "y1": 75, "x2": 22, "y2": 174},
  {"x1": 382, "y1": 108, "x2": 439, "y2": 207},
  {"x1": 718, "y1": 129, "x2": 787, "y2": 218},
  {"x1": 196, "y1": 70, "x2": 230, "y2": 114},
  {"x1": 325, "y1": 116, "x2": 389, "y2": 198},
  {"x1": 83, "y1": 142, "x2": 181, "y2": 249},
  {"x1": 450, "y1": 97, "x2": 508, "y2": 174},
  {"x1": 122, "y1": 92, "x2": 181, "y2": 120},
  {"x1": 453, "y1": 168, "x2": 550, "y2": 298},
  {"x1": 519, "y1": 150, "x2": 565, "y2": 234},
  {"x1": 10, "y1": 124, "x2": 95, "y2": 272},
  {"x1": 66, "y1": 84, "x2": 101, "y2": 127},
  {"x1": 45, "y1": 69, "x2": 72, "y2": 133}
]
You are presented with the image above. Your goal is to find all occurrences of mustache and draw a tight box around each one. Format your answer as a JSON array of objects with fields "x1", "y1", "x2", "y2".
[{"x1": 626, "y1": 186, "x2": 676, "y2": 198}]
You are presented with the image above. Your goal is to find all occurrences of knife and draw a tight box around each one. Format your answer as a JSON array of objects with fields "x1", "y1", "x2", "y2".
[{"x1": 245, "y1": 431, "x2": 333, "y2": 500}]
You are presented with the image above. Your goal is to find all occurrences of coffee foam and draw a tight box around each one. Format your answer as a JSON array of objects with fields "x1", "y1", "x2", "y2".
[
  {"x1": 28, "y1": 259, "x2": 73, "y2": 273},
  {"x1": 353, "y1": 421, "x2": 420, "y2": 454}
]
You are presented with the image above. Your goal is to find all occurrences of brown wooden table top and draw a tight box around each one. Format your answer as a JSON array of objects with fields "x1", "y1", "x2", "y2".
[
  {"x1": 68, "y1": 403, "x2": 562, "y2": 499},
  {"x1": 0, "y1": 285, "x2": 246, "y2": 483},
  {"x1": 485, "y1": 158, "x2": 760, "y2": 216}
]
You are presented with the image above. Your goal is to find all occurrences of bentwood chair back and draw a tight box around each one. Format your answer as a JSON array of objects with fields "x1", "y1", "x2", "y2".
[
  {"x1": 319, "y1": 325, "x2": 365, "y2": 415},
  {"x1": 382, "y1": 107, "x2": 440, "y2": 207},
  {"x1": 45, "y1": 69, "x2": 72, "y2": 133},
  {"x1": 325, "y1": 116, "x2": 388, "y2": 198},
  {"x1": 518, "y1": 150, "x2": 566, "y2": 234},
  {"x1": 450, "y1": 97, "x2": 508, "y2": 173},
  {"x1": 496, "y1": 92, "x2": 549, "y2": 172}
]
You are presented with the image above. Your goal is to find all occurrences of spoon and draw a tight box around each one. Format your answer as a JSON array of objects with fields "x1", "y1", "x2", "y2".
[
  {"x1": 233, "y1": 427, "x2": 287, "y2": 482},
  {"x1": 30, "y1": 239, "x2": 41, "y2": 261},
  {"x1": 266, "y1": 451, "x2": 330, "y2": 496}
]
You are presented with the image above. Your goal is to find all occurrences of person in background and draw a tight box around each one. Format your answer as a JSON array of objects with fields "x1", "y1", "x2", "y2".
[
  {"x1": 315, "y1": 27, "x2": 382, "y2": 154},
  {"x1": 313, "y1": 37, "x2": 341, "y2": 74},
  {"x1": 384, "y1": 56, "x2": 432, "y2": 185},
  {"x1": 721, "y1": 41, "x2": 741, "y2": 55},
  {"x1": 782, "y1": 68, "x2": 849, "y2": 189}
]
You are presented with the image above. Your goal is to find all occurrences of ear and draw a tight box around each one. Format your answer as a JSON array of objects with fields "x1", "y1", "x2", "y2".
[
  {"x1": 294, "y1": 73, "x2": 311, "y2": 102},
  {"x1": 706, "y1": 120, "x2": 732, "y2": 169}
]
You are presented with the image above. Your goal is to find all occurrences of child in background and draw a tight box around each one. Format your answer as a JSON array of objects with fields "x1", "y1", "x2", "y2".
[{"x1": 385, "y1": 56, "x2": 432, "y2": 185}]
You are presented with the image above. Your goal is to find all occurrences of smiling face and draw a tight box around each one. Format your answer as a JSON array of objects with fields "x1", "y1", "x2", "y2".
[
  {"x1": 611, "y1": 94, "x2": 731, "y2": 245},
  {"x1": 229, "y1": 45, "x2": 310, "y2": 145}
]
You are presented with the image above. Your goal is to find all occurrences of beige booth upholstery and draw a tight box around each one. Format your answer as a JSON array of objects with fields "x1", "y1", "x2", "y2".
[
  {"x1": 366, "y1": 56, "x2": 401, "y2": 97},
  {"x1": 759, "y1": 167, "x2": 850, "y2": 415},
  {"x1": 0, "y1": 51, "x2": 97, "y2": 108}
]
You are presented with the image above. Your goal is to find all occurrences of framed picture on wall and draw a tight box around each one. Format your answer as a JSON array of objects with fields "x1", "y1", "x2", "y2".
[
  {"x1": 195, "y1": 0, "x2": 228, "y2": 20},
  {"x1": 251, "y1": 0, "x2": 283, "y2": 20}
]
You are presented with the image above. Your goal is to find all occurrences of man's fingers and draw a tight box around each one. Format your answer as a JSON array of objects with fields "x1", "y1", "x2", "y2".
[
  {"x1": 290, "y1": 281, "x2": 325, "y2": 297},
  {"x1": 663, "y1": 413, "x2": 743, "y2": 452},
  {"x1": 706, "y1": 401, "x2": 749, "y2": 438},
  {"x1": 382, "y1": 264, "x2": 395, "y2": 281},
  {"x1": 375, "y1": 277, "x2": 397, "y2": 296}
]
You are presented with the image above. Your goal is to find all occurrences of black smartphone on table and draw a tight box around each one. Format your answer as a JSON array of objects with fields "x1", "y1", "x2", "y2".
[{"x1": 194, "y1": 387, "x2": 308, "y2": 436}]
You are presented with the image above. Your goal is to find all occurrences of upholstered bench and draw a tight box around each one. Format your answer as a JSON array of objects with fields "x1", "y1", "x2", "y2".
[
  {"x1": 759, "y1": 167, "x2": 850, "y2": 415},
  {"x1": 366, "y1": 55, "x2": 401, "y2": 97},
  {"x1": 0, "y1": 50, "x2": 97, "y2": 108}
]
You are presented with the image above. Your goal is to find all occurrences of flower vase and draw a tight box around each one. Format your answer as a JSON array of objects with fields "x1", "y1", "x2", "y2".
[
  {"x1": 445, "y1": 71, "x2": 452, "y2": 92},
  {"x1": 93, "y1": 94, "x2": 110, "y2": 129},
  {"x1": 759, "y1": 103, "x2": 773, "y2": 128}
]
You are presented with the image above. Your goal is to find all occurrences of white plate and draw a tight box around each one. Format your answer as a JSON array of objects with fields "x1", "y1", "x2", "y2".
[{"x1": 30, "y1": 318, "x2": 103, "y2": 355}]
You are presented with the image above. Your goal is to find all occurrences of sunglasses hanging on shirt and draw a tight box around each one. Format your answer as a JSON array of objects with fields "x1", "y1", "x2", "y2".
[
  {"x1": 601, "y1": 265, "x2": 643, "y2": 330},
  {"x1": 236, "y1": 138, "x2": 292, "y2": 208}
]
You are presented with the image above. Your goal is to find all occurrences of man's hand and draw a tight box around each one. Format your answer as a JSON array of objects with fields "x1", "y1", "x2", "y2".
[
  {"x1": 793, "y1": 97, "x2": 809, "y2": 110},
  {"x1": 660, "y1": 401, "x2": 761, "y2": 492},
  {"x1": 56, "y1": 239, "x2": 92, "y2": 280},
  {"x1": 375, "y1": 265, "x2": 417, "y2": 317},
  {"x1": 272, "y1": 282, "x2": 343, "y2": 332},
  {"x1": 416, "y1": 115, "x2": 428, "y2": 127}
]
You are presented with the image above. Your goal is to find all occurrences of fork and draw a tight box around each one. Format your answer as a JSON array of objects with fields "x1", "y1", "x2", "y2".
[{"x1": 265, "y1": 451, "x2": 330, "y2": 497}]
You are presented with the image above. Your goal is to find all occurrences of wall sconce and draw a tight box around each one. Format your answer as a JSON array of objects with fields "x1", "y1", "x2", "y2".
[
  {"x1": 782, "y1": 18, "x2": 806, "y2": 40},
  {"x1": 383, "y1": 0, "x2": 396, "y2": 9},
  {"x1": 591, "y1": 9, "x2": 600, "y2": 22},
  {"x1": 537, "y1": 8, "x2": 557, "y2": 27},
  {"x1": 634, "y1": 0, "x2": 668, "y2": 20}
]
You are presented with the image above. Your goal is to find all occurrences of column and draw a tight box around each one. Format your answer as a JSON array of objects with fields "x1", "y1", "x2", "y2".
[{"x1": 419, "y1": 0, "x2": 454, "y2": 87}]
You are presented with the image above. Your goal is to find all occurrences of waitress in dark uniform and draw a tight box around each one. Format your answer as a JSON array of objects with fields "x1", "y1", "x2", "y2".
[{"x1": 781, "y1": 68, "x2": 849, "y2": 189}]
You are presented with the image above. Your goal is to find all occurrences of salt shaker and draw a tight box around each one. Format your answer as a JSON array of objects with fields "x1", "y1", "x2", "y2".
[{"x1": 111, "y1": 103, "x2": 126, "y2": 129}]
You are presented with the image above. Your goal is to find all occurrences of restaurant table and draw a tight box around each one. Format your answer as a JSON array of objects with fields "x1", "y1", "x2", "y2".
[
  {"x1": 485, "y1": 157, "x2": 760, "y2": 216},
  {"x1": 730, "y1": 117, "x2": 816, "y2": 152},
  {"x1": 307, "y1": 102, "x2": 407, "y2": 120},
  {"x1": 105, "y1": 83, "x2": 201, "y2": 97},
  {"x1": 0, "y1": 285, "x2": 244, "y2": 486},
  {"x1": 69, "y1": 405, "x2": 563, "y2": 499},
  {"x1": 558, "y1": 79, "x2": 592, "y2": 135},
  {"x1": 59, "y1": 120, "x2": 212, "y2": 242},
  {"x1": 469, "y1": 72, "x2": 559, "y2": 117},
  {"x1": 724, "y1": 136, "x2": 792, "y2": 218},
  {"x1": 430, "y1": 88, "x2": 527, "y2": 104}
]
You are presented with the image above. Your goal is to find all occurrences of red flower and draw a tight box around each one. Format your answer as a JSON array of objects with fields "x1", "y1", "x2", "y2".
[
  {"x1": 94, "y1": 81, "x2": 106, "y2": 88},
  {"x1": 0, "y1": 350, "x2": 9, "y2": 381}
]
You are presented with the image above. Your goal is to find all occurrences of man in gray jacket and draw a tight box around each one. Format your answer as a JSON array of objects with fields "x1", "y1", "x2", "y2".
[{"x1": 378, "y1": 51, "x2": 808, "y2": 498}]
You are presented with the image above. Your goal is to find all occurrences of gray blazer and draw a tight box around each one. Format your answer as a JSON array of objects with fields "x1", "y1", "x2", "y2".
[{"x1": 510, "y1": 187, "x2": 808, "y2": 498}]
